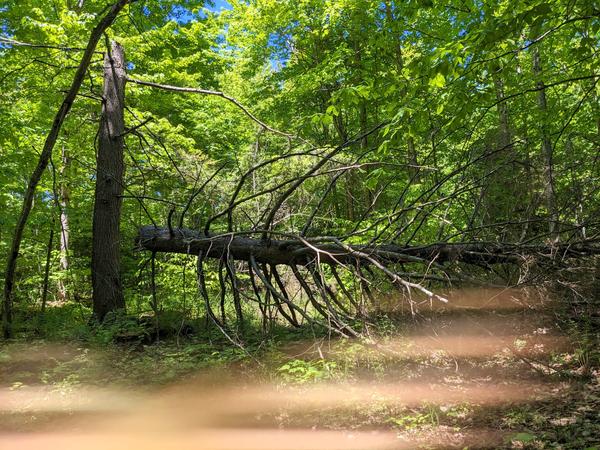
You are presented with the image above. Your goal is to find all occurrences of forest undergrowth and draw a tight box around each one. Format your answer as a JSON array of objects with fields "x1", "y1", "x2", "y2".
[{"x1": 0, "y1": 289, "x2": 599, "y2": 450}]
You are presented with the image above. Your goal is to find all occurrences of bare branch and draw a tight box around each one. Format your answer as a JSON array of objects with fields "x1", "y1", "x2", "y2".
[{"x1": 126, "y1": 77, "x2": 305, "y2": 141}]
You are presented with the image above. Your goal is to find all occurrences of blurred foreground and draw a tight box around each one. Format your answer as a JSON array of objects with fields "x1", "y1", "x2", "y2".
[{"x1": 1, "y1": 289, "x2": 599, "y2": 449}]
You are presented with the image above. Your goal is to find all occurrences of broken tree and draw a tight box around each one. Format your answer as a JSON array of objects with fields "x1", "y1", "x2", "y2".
[{"x1": 136, "y1": 225, "x2": 600, "y2": 336}]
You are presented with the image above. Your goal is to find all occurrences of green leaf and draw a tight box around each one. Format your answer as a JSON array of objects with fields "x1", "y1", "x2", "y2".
[
  {"x1": 326, "y1": 105, "x2": 338, "y2": 116},
  {"x1": 510, "y1": 432, "x2": 537, "y2": 443},
  {"x1": 429, "y1": 72, "x2": 446, "y2": 88}
]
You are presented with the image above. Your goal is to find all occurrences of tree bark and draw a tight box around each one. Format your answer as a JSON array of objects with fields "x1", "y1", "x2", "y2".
[
  {"x1": 57, "y1": 145, "x2": 70, "y2": 301},
  {"x1": 2, "y1": 0, "x2": 130, "y2": 338},
  {"x1": 407, "y1": 136, "x2": 420, "y2": 180},
  {"x1": 485, "y1": 69, "x2": 515, "y2": 228},
  {"x1": 91, "y1": 41, "x2": 127, "y2": 321},
  {"x1": 384, "y1": 1, "x2": 420, "y2": 184},
  {"x1": 532, "y1": 46, "x2": 559, "y2": 238},
  {"x1": 40, "y1": 226, "x2": 55, "y2": 318},
  {"x1": 137, "y1": 226, "x2": 600, "y2": 267},
  {"x1": 493, "y1": 73, "x2": 511, "y2": 152}
]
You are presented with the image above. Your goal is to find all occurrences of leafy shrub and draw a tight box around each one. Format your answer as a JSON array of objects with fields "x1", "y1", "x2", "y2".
[{"x1": 277, "y1": 358, "x2": 338, "y2": 384}]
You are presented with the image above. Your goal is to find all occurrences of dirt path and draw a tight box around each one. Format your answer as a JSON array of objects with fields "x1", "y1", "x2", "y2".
[{"x1": 0, "y1": 298, "x2": 598, "y2": 449}]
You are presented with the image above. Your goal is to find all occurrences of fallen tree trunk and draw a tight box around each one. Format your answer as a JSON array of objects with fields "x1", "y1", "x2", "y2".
[
  {"x1": 136, "y1": 225, "x2": 600, "y2": 338},
  {"x1": 136, "y1": 226, "x2": 600, "y2": 267}
]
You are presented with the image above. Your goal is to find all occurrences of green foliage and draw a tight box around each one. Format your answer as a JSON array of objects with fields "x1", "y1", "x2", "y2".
[
  {"x1": 89, "y1": 312, "x2": 149, "y2": 346},
  {"x1": 507, "y1": 432, "x2": 537, "y2": 444},
  {"x1": 388, "y1": 403, "x2": 441, "y2": 430},
  {"x1": 277, "y1": 358, "x2": 338, "y2": 384},
  {"x1": 1, "y1": 0, "x2": 599, "y2": 359}
]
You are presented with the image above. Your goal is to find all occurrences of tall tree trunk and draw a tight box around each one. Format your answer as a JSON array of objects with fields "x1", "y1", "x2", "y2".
[
  {"x1": 1, "y1": 0, "x2": 130, "y2": 338},
  {"x1": 567, "y1": 137, "x2": 586, "y2": 239},
  {"x1": 407, "y1": 136, "x2": 420, "y2": 181},
  {"x1": 91, "y1": 41, "x2": 126, "y2": 321},
  {"x1": 384, "y1": 0, "x2": 419, "y2": 183},
  {"x1": 532, "y1": 46, "x2": 558, "y2": 238},
  {"x1": 483, "y1": 68, "x2": 515, "y2": 232},
  {"x1": 359, "y1": 101, "x2": 373, "y2": 208},
  {"x1": 40, "y1": 227, "x2": 55, "y2": 318},
  {"x1": 493, "y1": 73, "x2": 511, "y2": 152},
  {"x1": 332, "y1": 111, "x2": 355, "y2": 220},
  {"x1": 57, "y1": 145, "x2": 70, "y2": 301}
]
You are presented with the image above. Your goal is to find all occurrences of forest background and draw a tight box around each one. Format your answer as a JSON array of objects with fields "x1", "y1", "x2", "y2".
[{"x1": 0, "y1": 1, "x2": 599, "y2": 447}]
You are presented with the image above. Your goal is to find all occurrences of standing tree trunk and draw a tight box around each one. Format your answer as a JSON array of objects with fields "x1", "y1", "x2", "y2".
[
  {"x1": 91, "y1": 41, "x2": 126, "y2": 321},
  {"x1": 57, "y1": 145, "x2": 70, "y2": 301},
  {"x1": 493, "y1": 73, "x2": 511, "y2": 152},
  {"x1": 481, "y1": 67, "x2": 518, "y2": 236},
  {"x1": 532, "y1": 46, "x2": 558, "y2": 238},
  {"x1": 1, "y1": 0, "x2": 130, "y2": 338},
  {"x1": 384, "y1": 0, "x2": 419, "y2": 183},
  {"x1": 40, "y1": 227, "x2": 55, "y2": 318},
  {"x1": 407, "y1": 136, "x2": 419, "y2": 181}
]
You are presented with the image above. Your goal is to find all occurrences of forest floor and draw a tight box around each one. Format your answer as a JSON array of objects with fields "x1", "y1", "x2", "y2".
[{"x1": 0, "y1": 291, "x2": 599, "y2": 449}]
